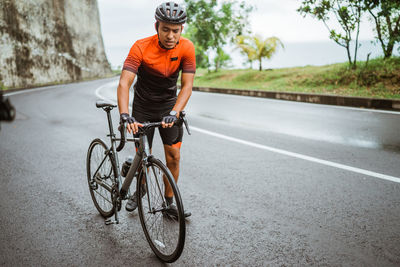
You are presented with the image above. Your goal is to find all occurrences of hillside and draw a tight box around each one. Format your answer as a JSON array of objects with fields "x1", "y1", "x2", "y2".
[
  {"x1": 193, "y1": 57, "x2": 400, "y2": 99},
  {"x1": 0, "y1": 0, "x2": 111, "y2": 89}
]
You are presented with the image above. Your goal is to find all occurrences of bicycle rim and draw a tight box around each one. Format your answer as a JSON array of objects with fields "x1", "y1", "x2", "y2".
[
  {"x1": 137, "y1": 157, "x2": 186, "y2": 263},
  {"x1": 86, "y1": 139, "x2": 115, "y2": 218}
]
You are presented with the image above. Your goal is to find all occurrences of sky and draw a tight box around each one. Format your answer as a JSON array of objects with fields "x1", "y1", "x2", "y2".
[{"x1": 97, "y1": 0, "x2": 385, "y2": 69}]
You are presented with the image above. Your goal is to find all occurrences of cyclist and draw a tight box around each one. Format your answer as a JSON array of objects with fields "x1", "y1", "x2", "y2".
[{"x1": 117, "y1": 2, "x2": 195, "y2": 218}]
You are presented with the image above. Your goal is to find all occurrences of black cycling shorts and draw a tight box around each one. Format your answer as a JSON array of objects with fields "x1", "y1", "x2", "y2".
[{"x1": 132, "y1": 104, "x2": 183, "y2": 149}]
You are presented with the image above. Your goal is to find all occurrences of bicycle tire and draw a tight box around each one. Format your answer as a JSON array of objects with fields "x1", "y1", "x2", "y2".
[
  {"x1": 86, "y1": 138, "x2": 115, "y2": 218},
  {"x1": 137, "y1": 157, "x2": 186, "y2": 263}
]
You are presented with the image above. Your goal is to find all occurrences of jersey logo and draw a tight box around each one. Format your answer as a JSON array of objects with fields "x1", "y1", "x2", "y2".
[{"x1": 170, "y1": 57, "x2": 178, "y2": 61}]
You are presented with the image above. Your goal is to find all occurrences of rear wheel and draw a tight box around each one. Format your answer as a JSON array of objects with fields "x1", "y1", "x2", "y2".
[
  {"x1": 86, "y1": 138, "x2": 115, "y2": 218},
  {"x1": 137, "y1": 157, "x2": 186, "y2": 263}
]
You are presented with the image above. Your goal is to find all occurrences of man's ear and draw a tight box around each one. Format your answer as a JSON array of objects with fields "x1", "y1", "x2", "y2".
[
  {"x1": 181, "y1": 25, "x2": 184, "y2": 32},
  {"x1": 155, "y1": 22, "x2": 159, "y2": 32}
]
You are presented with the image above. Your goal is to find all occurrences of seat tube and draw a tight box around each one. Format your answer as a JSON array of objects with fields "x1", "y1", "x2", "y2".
[
  {"x1": 106, "y1": 109, "x2": 120, "y2": 182},
  {"x1": 106, "y1": 110, "x2": 115, "y2": 147}
]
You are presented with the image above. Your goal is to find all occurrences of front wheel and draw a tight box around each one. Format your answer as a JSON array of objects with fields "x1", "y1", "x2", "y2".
[
  {"x1": 86, "y1": 138, "x2": 115, "y2": 218},
  {"x1": 137, "y1": 157, "x2": 186, "y2": 263}
]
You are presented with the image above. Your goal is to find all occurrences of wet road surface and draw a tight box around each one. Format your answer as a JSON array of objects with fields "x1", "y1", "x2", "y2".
[{"x1": 1, "y1": 77, "x2": 400, "y2": 266}]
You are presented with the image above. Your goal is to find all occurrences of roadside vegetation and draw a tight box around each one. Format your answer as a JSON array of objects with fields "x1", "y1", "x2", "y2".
[{"x1": 193, "y1": 57, "x2": 400, "y2": 99}]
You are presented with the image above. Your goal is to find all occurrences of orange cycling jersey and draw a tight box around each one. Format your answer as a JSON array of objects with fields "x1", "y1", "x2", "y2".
[{"x1": 123, "y1": 34, "x2": 196, "y2": 111}]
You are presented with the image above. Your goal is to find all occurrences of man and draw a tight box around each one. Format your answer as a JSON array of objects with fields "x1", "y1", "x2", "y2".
[{"x1": 117, "y1": 2, "x2": 195, "y2": 217}]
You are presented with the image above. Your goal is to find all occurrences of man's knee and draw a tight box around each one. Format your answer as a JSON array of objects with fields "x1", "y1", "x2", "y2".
[
  {"x1": 165, "y1": 146, "x2": 180, "y2": 164},
  {"x1": 167, "y1": 152, "x2": 180, "y2": 164}
]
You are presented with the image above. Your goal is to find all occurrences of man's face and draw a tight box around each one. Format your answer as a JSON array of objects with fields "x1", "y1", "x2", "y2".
[{"x1": 157, "y1": 21, "x2": 183, "y2": 49}]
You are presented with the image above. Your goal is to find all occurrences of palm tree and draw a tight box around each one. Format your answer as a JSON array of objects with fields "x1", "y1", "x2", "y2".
[
  {"x1": 236, "y1": 35, "x2": 284, "y2": 71},
  {"x1": 235, "y1": 35, "x2": 256, "y2": 69}
]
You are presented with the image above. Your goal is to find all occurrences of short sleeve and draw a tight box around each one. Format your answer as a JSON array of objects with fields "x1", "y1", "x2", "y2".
[
  {"x1": 181, "y1": 41, "x2": 196, "y2": 73},
  {"x1": 123, "y1": 42, "x2": 142, "y2": 74}
]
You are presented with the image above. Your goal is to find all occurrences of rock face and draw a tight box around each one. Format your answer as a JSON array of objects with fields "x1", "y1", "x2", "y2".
[{"x1": 0, "y1": 0, "x2": 111, "y2": 88}]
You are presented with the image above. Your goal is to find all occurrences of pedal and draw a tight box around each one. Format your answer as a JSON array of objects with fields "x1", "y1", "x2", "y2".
[
  {"x1": 89, "y1": 181, "x2": 98, "y2": 190},
  {"x1": 105, "y1": 218, "x2": 119, "y2": 225}
]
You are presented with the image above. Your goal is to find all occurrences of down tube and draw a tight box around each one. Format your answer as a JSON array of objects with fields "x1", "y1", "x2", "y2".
[{"x1": 120, "y1": 152, "x2": 142, "y2": 198}]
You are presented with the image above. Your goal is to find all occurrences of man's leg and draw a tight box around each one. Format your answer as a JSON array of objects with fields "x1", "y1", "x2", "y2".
[
  {"x1": 163, "y1": 144, "x2": 191, "y2": 218},
  {"x1": 163, "y1": 144, "x2": 180, "y2": 198}
]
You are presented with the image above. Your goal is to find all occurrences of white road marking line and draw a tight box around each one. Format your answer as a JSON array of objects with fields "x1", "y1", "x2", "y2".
[
  {"x1": 190, "y1": 126, "x2": 400, "y2": 184},
  {"x1": 4, "y1": 85, "x2": 60, "y2": 96},
  {"x1": 94, "y1": 83, "x2": 400, "y2": 184},
  {"x1": 95, "y1": 80, "x2": 118, "y2": 101}
]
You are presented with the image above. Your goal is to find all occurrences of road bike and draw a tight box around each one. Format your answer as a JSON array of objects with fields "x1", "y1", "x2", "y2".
[{"x1": 86, "y1": 100, "x2": 190, "y2": 263}]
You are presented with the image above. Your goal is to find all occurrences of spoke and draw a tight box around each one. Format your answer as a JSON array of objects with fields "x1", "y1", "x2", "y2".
[
  {"x1": 89, "y1": 143, "x2": 113, "y2": 213},
  {"x1": 152, "y1": 165, "x2": 165, "y2": 200},
  {"x1": 139, "y1": 162, "x2": 181, "y2": 255},
  {"x1": 146, "y1": 212, "x2": 162, "y2": 233},
  {"x1": 93, "y1": 189, "x2": 112, "y2": 204}
]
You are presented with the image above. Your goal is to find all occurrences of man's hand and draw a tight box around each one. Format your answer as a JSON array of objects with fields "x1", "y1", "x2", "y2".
[
  {"x1": 120, "y1": 113, "x2": 143, "y2": 134},
  {"x1": 162, "y1": 111, "x2": 178, "y2": 128}
]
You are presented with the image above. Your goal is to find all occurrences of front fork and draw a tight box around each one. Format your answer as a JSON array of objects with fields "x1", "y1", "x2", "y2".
[{"x1": 142, "y1": 157, "x2": 168, "y2": 215}]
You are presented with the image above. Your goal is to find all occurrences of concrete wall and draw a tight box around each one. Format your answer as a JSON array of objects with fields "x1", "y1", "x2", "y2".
[{"x1": 0, "y1": 0, "x2": 112, "y2": 88}]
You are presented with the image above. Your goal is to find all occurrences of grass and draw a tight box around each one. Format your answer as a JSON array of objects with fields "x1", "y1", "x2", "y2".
[
  {"x1": 193, "y1": 57, "x2": 400, "y2": 99},
  {"x1": 112, "y1": 68, "x2": 122, "y2": 75}
]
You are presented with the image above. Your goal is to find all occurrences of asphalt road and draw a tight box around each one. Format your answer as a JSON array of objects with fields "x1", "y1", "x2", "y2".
[{"x1": 1, "y1": 77, "x2": 400, "y2": 266}]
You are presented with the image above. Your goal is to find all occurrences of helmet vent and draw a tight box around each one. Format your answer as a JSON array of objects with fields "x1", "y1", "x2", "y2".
[{"x1": 155, "y1": 1, "x2": 187, "y2": 24}]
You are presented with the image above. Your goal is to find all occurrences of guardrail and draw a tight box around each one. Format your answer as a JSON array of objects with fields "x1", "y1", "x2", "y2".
[{"x1": 192, "y1": 86, "x2": 400, "y2": 111}]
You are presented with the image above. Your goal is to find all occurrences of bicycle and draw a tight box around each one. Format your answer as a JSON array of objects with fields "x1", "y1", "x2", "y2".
[{"x1": 86, "y1": 100, "x2": 191, "y2": 263}]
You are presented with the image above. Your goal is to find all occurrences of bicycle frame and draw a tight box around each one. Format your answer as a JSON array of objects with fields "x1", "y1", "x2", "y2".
[
  {"x1": 120, "y1": 133, "x2": 166, "y2": 216},
  {"x1": 119, "y1": 132, "x2": 150, "y2": 199},
  {"x1": 94, "y1": 106, "x2": 190, "y2": 225},
  {"x1": 98, "y1": 107, "x2": 161, "y2": 224}
]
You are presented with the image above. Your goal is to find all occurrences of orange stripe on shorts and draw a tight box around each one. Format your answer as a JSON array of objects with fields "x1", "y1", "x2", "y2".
[{"x1": 171, "y1": 142, "x2": 182, "y2": 148}]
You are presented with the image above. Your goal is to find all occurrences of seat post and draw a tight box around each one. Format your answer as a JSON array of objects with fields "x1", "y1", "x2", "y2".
[{"x1": 106, "y1": 109, "x2": 115, "y2": 144}]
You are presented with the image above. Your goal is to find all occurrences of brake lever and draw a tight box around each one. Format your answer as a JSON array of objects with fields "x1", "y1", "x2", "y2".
[{"x1": 180, "y1": 111, "x2": 191, "y2": 135}]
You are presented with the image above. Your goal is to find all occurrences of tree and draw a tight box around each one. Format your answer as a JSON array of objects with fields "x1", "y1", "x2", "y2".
[
  {"x1": 235, "y1": 35, "x2": 284, "y2": 71},
  {"x1": 213, "y1": 47, "x2": 231, "y2": 71},
  {"x1": 184, "y1": 0, "x2": 253, "y2": 71},
  {"x1": 364, "y1": 0, "x2": 400, "y2": 59},
  {"x1": 298, "y1": 0, "x2": 364, "y2": 69},
  {"x1": 182, "y1": 25, "x2": 210, "y2": 69},
  {"x1": 235, "y1": 35, "x2": 256, "y2": 68}
]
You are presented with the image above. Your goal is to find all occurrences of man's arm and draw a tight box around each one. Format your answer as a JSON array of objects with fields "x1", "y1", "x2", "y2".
[
  {"x1": 117, "y1": 70, "x2": 142, "y2": 133},
  {"x1": 173, "y1": 72, "x2": 195, "y2": 115},
  {"x1": 117, "y1": 70, "x2": 136, "y2": 114}
]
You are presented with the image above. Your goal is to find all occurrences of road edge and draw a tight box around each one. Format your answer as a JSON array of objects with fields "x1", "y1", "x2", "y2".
[
  {"x1": 192, "y1": 86, "x2": 400, "y2": 111},
  {"x1": 1, "y1": 75, "x2": 118, "y2": 94},
  {"x1": 4, "y1": 78, "x2": 399, "y2": 112}
]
